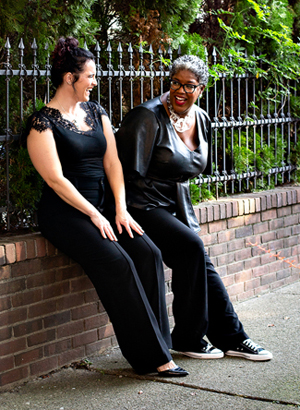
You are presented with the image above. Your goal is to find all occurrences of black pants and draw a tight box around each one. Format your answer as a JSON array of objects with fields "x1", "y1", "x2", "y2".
[
  {"x1": 129, "y1": 206, "x2": 248, "y2": 352},
  {"x1": 39, "y1": 208, "x2": 172, "y2": 374}
]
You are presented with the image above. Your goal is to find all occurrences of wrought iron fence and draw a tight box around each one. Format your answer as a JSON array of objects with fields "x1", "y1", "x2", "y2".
[{"x1": 0, "y1": 38, "x2": 299, "y2": 230}]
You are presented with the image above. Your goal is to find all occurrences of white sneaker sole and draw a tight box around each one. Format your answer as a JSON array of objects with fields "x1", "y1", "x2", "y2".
[
  {"x1": 179, "y1": 351, "x2": 224, "y2": 359},
  {"x1": 225, "y1": 350, "x2": 273, "y2": 361}
]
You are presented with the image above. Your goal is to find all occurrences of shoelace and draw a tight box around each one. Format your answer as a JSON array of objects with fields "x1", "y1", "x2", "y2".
[{"x1": 243, "y1": 339, "x2": 261, "y2": 352}]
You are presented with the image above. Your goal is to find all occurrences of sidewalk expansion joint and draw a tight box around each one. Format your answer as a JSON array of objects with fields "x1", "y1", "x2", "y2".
[{"x1": 95, "y1": 368, "x2": 300, "y2": 408}]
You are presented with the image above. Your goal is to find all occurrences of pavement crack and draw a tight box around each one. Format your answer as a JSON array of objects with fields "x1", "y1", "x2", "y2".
[{"x1": 96, "y1": 368, "x2": 300, "y2": 408}]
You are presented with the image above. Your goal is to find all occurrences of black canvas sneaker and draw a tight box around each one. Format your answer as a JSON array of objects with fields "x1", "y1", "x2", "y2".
[
  {"x1": 225, "y1": 338, "x2": 273, "y2": 361},
  {"x1": 178, "y1": 343, "x2": 224, "y2": 359}
]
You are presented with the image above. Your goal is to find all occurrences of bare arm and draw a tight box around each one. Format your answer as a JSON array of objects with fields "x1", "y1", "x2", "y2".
[
  {"x1": 27, "y1": 127, "x2": 117, "y2": 241},
  {"x1": 102, "y1": 115, "x2": 143, "y2": 238}
]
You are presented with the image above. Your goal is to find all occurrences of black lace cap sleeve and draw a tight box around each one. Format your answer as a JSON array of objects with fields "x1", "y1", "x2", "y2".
[
  {"x1": 21, "y1": 109, "x2": 53, "y2": 146},
  {"x1": 87, "y1": 101, "x2": 108, "y2": 119}
]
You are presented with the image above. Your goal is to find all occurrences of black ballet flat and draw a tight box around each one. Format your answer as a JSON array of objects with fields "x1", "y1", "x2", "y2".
[{"x1": 158, "y1": 366, "x2": 189, "y2": 377}]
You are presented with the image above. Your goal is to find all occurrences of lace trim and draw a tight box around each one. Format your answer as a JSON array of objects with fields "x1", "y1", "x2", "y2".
[{"x1": 30, "y1": 101, "x2": 107, "y2": 135}]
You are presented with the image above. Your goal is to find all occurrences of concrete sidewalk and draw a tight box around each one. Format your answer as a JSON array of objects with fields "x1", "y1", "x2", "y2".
[{"x1": 0, "y1": 281, "x2": 299, "y2": 410}]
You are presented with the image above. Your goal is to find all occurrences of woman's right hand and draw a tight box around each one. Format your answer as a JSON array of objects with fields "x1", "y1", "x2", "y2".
[{"x1": 90, "y1": 210, "x2": 118, "y2": 241}]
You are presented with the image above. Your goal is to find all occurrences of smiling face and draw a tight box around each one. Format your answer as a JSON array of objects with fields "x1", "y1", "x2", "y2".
[
  {"x1": 71, "y1": 59, "x2": 97, "y2": 102},
  {"x1": 169, "y1": 69, "x2": 205, "y2": 116}
]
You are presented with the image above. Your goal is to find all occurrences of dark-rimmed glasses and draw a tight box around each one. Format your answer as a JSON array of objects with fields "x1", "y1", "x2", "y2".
[{"x1": 170, "y1": 80, "x2": 202, "y2": 94}]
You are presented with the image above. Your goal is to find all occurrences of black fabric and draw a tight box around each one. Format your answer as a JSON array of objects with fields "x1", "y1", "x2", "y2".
[
  {"x1": 129, "y1": 206, "x2": 249, "y2": 352},
  {"x1": 116, "y1": 96, "x2": 212, "y2": 233},
  {"x1": 26, "y1": 101, "x2": 173, "y2": 373}
]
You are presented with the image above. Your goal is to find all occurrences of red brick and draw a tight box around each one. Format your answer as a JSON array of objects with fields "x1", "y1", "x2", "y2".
[
  {"x1": 27, "y1": 329, "x2": 56, "y2": 347},
  {"x1": 269, "y1": 218, "x2": 284, "y2": 230},
  {"x1": 0, "y1": 337, "x2": 27, "y2": 356},
  {"x1": 217, "y1": 253, "x2": 235, "y2": 266},
  {"x1": 56, "y1": 293, "x2": 85, "y2": 311},
  {"x1": 254, "y1": 284, "x2": 271, "y2": 295},
  {"x1": 261, "y1": 209, "x2": 277, "y2": 221},
  {"x1": 218, "y1": 229, "x2": 235, "y2": 243},
  {"x1": 26, "y1": 239, "x2": 36, "y2": 259},
  {"x1": 30, "y1": 356, "x2": 58, "y2": 376},
  {"x1": 45, "y1": 240, "x2": 56, "y2": 256},
  {"x1": 84, "y1": 289, "x2": 100, "y2": 304},
  {"x1": 3, "y1": 243, "x2": 16, "y2": 264},
  {"x1": 244, "y1": 256, "x2": 261, "y2": 270},
  {"x1": 15, "y1": 241, "x2": 27, "y2": 262},
  {"x1": 42, "y1": 281, "x2": 70, "y2": 300},
  {"x1": 226, "y1": 282, "x2": 244, "y2": 296},
  {"x1": 0, "y1": 366, "x2": 29, "y2": 387},
  {"x1": 199, "y1": 223, "x2": 208, "y2": 235},
  {"x1": 227, "y1": 239, "x2": 244, "y2": 252},
  {"x1": 227, "y1": 261, "x2": 244, "y2": 275},
  {"x1": 72, "y1": 329, "x2": 98, "y2": 348},
  {"x1": 98, "y1": 323, "x2": 114, "y2": 339},
  {"x1": 284, "y1": 215, "x2": 299, "y2": 227},
  {"x1": 234, "y1": 248, "x2": 252, "y2": 261},
  {"x1": 206, "y1": 206, "x2": 213, "y2": 222},
  {"x1": 57, "y1": 347, "x2": 85, "y2": 367},
  {"x1": 261, "y1": 272, "x2": 277, "y2": 285},
  {"x1": 237, "y1": 290, "x2": 255, "y2": 301},
  {"x1": 27, "y1": 270, "x2": 56, "y2": 289},
  {"x1": 44, "y1": 339, "x2": 72, "y2": 356},
  {"x1": 235, "y1": 225, "x2": 253, "y2": 238},
  {"x1": 0, "y1": 296, "x2": 11, "y2": 312},
  {"x1": 0, "y1": 308, "x2": 27, "y2": 327},
  {"x1": 43, "y1": 311, "x2": 71, "y2": 328},
  {"x1": 35, "y1": 237, "x2": 47, "y2": 257},
  {"x1": 71, "y1": 303, "x2": 99, "y2": 320},
  {"x1": 277, "y1": 206, "x2": 292, "y2": 217},
  {"x1": 0, "y1": 265, "x2": 11, "y2": 280},
  {"x1": 0, "y1": 278, "x2": 25, "y2": 296},
  {"x1": 253, "y1": 222, "x2": 269, "y2": 235},
  {"x1": 70, "y1": 276, "x2": 93, "y2": 293},
  {"x1": 244, "y1": 276, "x2": 261, "y2": 290},
  {"x1": 41, "y1": 254, "x2": 70, "y2": 271},
  {"x1": 57, "y1": 320, "x2": 85, "y2": 338},
  {"x1": 276, "y1": 268, "x2": 293, "y2": 281},
  {"x1": 221, "y1": 275, "x2": 234, "y2": 287},
  {"x1": 234, "y1": 270, "x2": 252, "y2": 283},
  {"x1": 15, "y1": 347, "x2": 43, "y2": 366},
  {"x1": 212, "y1": 204, "x2": 220, "y2": 220},
  {"x1": 28, "y1": 300, "x2": 56, "y2": 319},
  {"x1": 11, "y1": 259, "x2": 42, "y2": 278},
  {"x1": 85, "y1": 339, "x2": 111, "y2": 356},
  {"x1": 226, "y1": 202, "x2": 233, "y2": 218},
  {"x1": 85, "y1": 313, "x2": 109, "y2": 331},
  {"x1": 199, "y1": 207, "x2": 207, "y2": 224},
  {"x1": 55, "y1": 264, "x2": 83, "y2": 281},
  {"x1": 14, "y1": 319, "x2": 43, "y2": 337},
  {"x1": 209, "y1": 243, "x2": 228, "y2": 257},
  {"x1": 252, "y1": 265, "x2": 269, "y2": 278},
  {"x1": 227, "y1": 216, "x2": 244, "y2": 228},
  {"x1": 201, "y1": 233, "x2": 218, "y2": 246},
  {"x1": 0, "y1": 356, "x2": 14, "y2": 373},
  {"x1": 0, "y1": 246, "x2": 5, "y2": 265},
  {"x1": 11, "y1": 289, "x2": 42, "y2": 308},
  {"x1": 0, "y1": 326, "x2": 12, "y2": 342}
]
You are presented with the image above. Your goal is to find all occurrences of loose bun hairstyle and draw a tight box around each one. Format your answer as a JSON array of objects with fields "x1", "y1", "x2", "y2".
[
  {"x1": 169, "y1": 55, "x2": 209, "y2": 86},
  {"x1": 51, "y1": 37, "x2": 95, "y2": 88}
]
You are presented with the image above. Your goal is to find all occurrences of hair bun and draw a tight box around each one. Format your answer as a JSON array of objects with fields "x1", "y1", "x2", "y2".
[{"x1": 54, "y1": 37, "x2": 79, "y2": 59}]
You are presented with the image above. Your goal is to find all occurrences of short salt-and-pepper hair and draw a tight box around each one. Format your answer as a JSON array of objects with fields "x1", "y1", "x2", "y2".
[{"x1": 169, "y1": 55, "x2": 209, "y2": 86}]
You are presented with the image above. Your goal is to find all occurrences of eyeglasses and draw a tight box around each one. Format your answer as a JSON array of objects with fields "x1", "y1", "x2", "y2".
[{"x1": 170, "y1": 80, "x2": 202, "y2": 94}]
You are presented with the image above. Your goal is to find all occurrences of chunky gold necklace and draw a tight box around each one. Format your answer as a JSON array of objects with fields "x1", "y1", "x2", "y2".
[
  {"x1": 167, "y1": 94, "x2": 195, "y2": 133},
  {"x1": 56, "y1": 99, "x2": 79, "y2": 128}
]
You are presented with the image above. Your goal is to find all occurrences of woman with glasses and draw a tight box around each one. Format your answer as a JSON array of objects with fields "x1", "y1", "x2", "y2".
[{"x1": 116, "y1": 55, "x2": 273, "y2": 361}]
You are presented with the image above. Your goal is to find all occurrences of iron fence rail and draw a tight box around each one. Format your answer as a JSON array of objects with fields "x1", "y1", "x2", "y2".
[{"x1": 0, "y1": 38, "x2": 299, "y2": 230}]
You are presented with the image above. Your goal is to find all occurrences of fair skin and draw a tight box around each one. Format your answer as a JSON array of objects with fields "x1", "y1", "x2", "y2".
[
  {"x1": 161, "y1": 69, "x2": 205, "y2": 151},
  {"x1": 27, "y1": 58, "x2": 175, "y2": 372}
]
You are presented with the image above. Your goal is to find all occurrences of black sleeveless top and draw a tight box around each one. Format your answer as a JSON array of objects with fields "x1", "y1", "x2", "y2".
[{"x1": 26, "y1": 101, "x2": 108, "y2": 222}]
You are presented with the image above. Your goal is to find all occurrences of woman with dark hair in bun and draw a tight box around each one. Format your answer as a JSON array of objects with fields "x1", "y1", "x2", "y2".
[{"x1": 25, "y1": 37, "x2": 188, "y2": 377}]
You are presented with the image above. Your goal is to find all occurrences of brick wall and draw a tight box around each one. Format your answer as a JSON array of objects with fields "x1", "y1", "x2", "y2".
[{"x1": 1, "y1": 187, "x2": 300, "y2": 390}]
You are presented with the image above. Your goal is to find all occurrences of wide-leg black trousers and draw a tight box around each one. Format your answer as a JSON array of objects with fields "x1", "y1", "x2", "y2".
[
  {"x1": 38, "y1": 208, "x2": 172, "y2": 374},
  {"x1": 129, "y1": 206, "x2": 249, "y2": 352}
]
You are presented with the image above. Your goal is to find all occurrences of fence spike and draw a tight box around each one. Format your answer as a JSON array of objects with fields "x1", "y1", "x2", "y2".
[
  {"x1": 158, "y1": 45, "x2": 163, "y2": 55},
  {"x1": 31, "y1": 38, "x2": 37, "y2": 49},
  {"x1": 117, "y1": 42, "x2": 123, "y2": 52},
  {"x1": 245, "y1": 49, "x2": 248, "y2": 58},
  {"x1": 212, "y1": 47, "x2": 217, "y2": 57},
  {"x1": 128, "y1": 43, "x2": 133, "y2": 53},
  {"x1": 106, "y1": 42, "x2": 112, "y2": 52},
  {"x1": 139, "y1": 43, "x2": 143, "y2": 53},
  {"x1": 45, "y1": 43, "x2": 48, "y2": 51},
  {"x1": 94, "y1": 42, "x2": 101, "y2": 52},
  {"x1": 18, "y1": 38, "x2": 25, "y2": 49},
  {"x1": 149, "y1": 44, "x2": 153, "y2": 54},
  {"x1": 83, "y1": 41, "x2": 88, "y2": 50},
  {"x1": 5, "y1": 37, "x2": 11, "y2": 49},
  {"x1": 177, "y1": 45, "x2": 181, "y2": 56}
]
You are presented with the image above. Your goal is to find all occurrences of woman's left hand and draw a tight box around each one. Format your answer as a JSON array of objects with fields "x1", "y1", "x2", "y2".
[{"x1": 115, "y1": 209, "x2": 144, "y2": 238}]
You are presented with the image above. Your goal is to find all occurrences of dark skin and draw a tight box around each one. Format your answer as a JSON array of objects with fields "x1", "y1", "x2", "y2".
[{"x1": 160, "y1": 69, "x2": 205, "y2": 152}]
